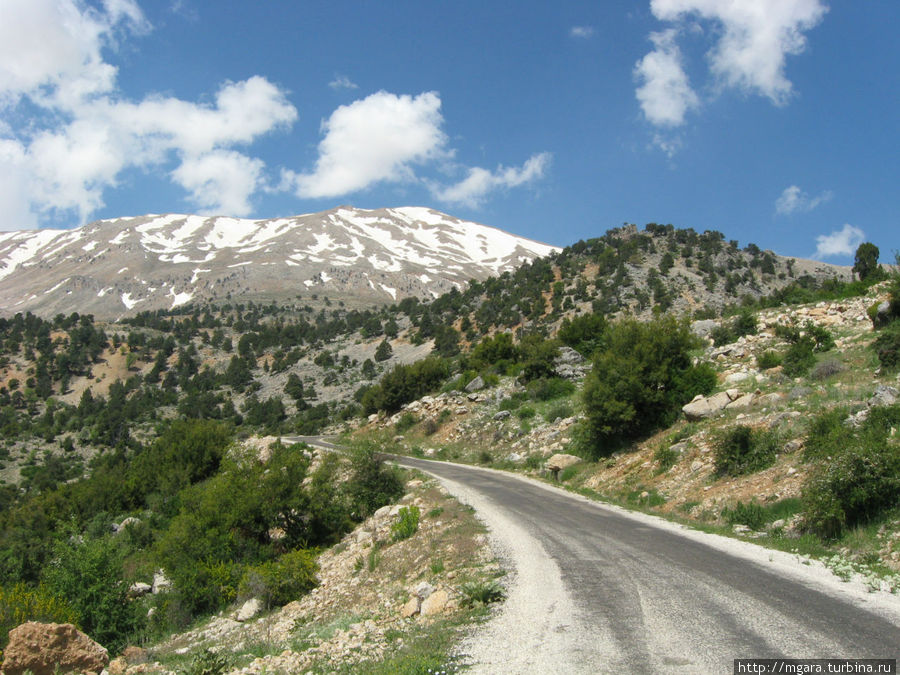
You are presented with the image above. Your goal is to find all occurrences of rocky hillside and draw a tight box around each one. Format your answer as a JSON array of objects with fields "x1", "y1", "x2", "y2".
[
  {"x1": 0, "y1": 206, "x2": 558, "y2": 319},
  {"x1": 355, "y1": 283, "x2": 900, "y2": 582}
]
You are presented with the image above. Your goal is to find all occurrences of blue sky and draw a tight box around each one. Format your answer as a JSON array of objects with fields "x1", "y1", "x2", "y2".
[{"x1": 1, "y1": 0, "x2": 897, "y2": 264}]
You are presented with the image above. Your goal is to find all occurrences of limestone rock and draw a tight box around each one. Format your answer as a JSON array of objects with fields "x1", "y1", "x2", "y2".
[
  {"x1": 236, "y1": 597, "x2": 263, "y2": 622},
  {"x1": 691, "y1": 319, "x2": 718, "y2": 339},
  {"x1": 493, "y1": 410, "x2": 511, "y2": 421},
  {"x1": 682, "y1": 391, "x2": 731, "y2": 420},
  {"x1": 465, "y1": 375, "x2": 485, "y2": 393},
  {"x1": 2, "y1": 622, "x2": 109, "y2": 675},
  {"x1": 420, "y1": 589, "x2": 449, "y2": 616},
  {"x1": 869, "y1": 385, "x2": 899, "y2": 408},
  {"x1": 400, "y1": 596, "x2": 420, "y2": 618},
  {"x1": 413, "y1": 581, "x2": 435, "y2": 599},
  {"x1": 128, "y1": 581, "x2": 152, "y2": 598},
  {"x1": 546, "y1": 453, "x2": 581, "y2": 471},
  {"x1": 151, "y1": 569, "x2": 172, "y2": 594}
]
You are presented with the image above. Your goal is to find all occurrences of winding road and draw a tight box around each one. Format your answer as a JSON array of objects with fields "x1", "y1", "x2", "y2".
[{"x1": 388, "y1": 456, "x2": 900, "y2": 674}]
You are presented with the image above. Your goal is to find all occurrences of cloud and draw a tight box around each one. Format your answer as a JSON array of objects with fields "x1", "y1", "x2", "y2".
[
  {"x1": 0, "y1": 0, "x2": 297, "y2": 226},
  {"x1": 328, "y1": 75, "x2": 358, "y2": 90},
  {"x1": 814, "y1": 224, "x2": 865, "y2": 259},
  {"x1": 634, "y1": 29, "x2": 699, "y2": 127},
  {"x1": 171, "y1": 150, "x2": 264, "y2": 216},
  {"x1": 433, "y1": 153, "x2": 552, "y2": 208},
  {"x1": 636, "y1": 0, "x2": 827, "y2": 136},
  {"x1": 775, "y1": 185, "x2": 833, "y2": 215},
  {"x1": 570, "y1": 26, "x2": 595, "y2": 39},
  {"x1": 284, "y1": 91, "x2": 447, "y2": 199},
  {"x1": 651, "y1": 0, "x2": 828, "y2": 104}
]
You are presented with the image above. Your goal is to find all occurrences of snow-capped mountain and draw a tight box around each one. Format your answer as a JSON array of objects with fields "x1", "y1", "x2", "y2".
[{"x1": 0, "y1": 206, "x2": 559, "y2": 319}]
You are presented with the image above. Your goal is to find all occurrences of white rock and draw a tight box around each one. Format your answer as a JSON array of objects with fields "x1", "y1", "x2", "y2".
[{"x1": 236, "y1": 597, "x2": 263, "y2": 622}]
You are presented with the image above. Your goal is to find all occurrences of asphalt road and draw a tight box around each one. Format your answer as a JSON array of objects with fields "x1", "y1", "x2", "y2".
[{"x1": 389, "y1": 455, "x2": 900, "y2": 674}]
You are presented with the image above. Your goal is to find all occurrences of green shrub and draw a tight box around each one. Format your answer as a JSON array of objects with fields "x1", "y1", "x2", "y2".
[
  {"x1": 782, "y1": 337, "x2": 816, "y2": 377},
  {"x1": 722, "y1": 501, "x2": 767, "y2": 531},
  {"x1": 803, "y1": 407, "x2": 854, "y2": 461},
  {"x1": 0, "y1": 583, "x2": 77, "y2": 653},
  {"x1": 238, "y1": 549, "x2": 318, "y2": 607},
  {"x1": 186, "y1": 648, "x2": 232, "y2": 675},
  {"x1": 558, "y1": 465, "x2": 578, "y2": 482},
  {"x1": 874, "y1": 322, "x2": 900, "y2": 371},
  {"x1": 710, "y1": 324, "x2": 735, "y2": 347},
  {"x1": 582, "y1": 316, "x2": 716, "y2": 456},
  {"x1": 499, "y1": 392, "x2": 527, "y2": 411},
  {"x1": 391, "y1": 506, "x2": 420, "y2": 542},
  {"x1": 345, "y1": 445, "x2": 404, "y2": 520},
  {"x1": 459, "y1": 580, "x2": 505, "y2": 608},
  {"x1": 756, "y1": 350, "x2": 783, "y2": 370},
  {"x1": 802, "y1": 436, "x2": 900, "y2": 539},
  {"x1": 41, "y1": 534, "x2": 139, "y2": 654},
  {"x1": 653, "y1": 446, "x2": 679, "y2": 473},
  {"x1": 545, "y1": 401, "x2": 574, "y2": 423},
  {"x1": 804, "y1": 321, "x2": 835, "y2": 352},
  {"x1": 394, "y1": 412, "x2": 418, "y2": 433},
  {"x1": 525, "y1": 377, "x2": 575, "y2": 401},
  {"x1": 714, "y1": 425, "x2": 778, "y2": 476},
  {"x1": 515, "y1": 406, "x2": 536, "y2": 420}
]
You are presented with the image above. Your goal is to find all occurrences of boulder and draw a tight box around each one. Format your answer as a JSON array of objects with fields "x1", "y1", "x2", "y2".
[
  {"x1": 151, "y1": 569, "x2": 172, "y2": 594},
  {"x1": 546, "y1": 453, "x2": 582, "y2": 471},
  {"x1": 128, "y1": 581, "x2": 152, "y2": 597},
  {"x1": 682, "y1": 391, "x2": 732, "y2": 420},
  {"x1": 465, "y1": 376, "x2": 485, "y2": 393},
  {"x1": 869, "y1": 385, "x2": 899, "y2": 408},
  {"x1": 726, "y1": 393, "x2": 756, "y2": 411},
  {"x1": 112, "y1": 516, "x2": 141, "y2": 534},
  {"x1": 420, "y1": 589, "x2": 449, "y2": 616},
  {"x1": 493, "y1": 410, "x2": 511, "y2": 421},
  {"x1": 2, "y1": 622, "x2": 109, "y2": 675},
  {"x1": 400, "y1": 596, "x2": 420, "y2": 618},
  {"x1": 236, "y1": 597, "x2": 263, "y2": 622}
]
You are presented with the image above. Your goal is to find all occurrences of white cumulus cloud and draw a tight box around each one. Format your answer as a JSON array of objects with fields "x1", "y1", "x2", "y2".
[
  {"x1": 814, "y1": 224, "x2": 865, "y2": 259},
  {"x1": 0, "y1": 0, "x2": 297, "y2": 227},
  {"x1": 634, "y1": 29, "x2": 699, "y2": 127},
  {"x1": 171, "y1": 151, "x2": 265, "y2": 216},
  {"x1": 775, "y1": 185, "x2": 833, "y2": 215},
  {"x1": 284, "y1": 91, "x2": 447, "y2": 199},
  {"x1": 433, "y1": 153, "x2": 552, "y2": 208},
  {"x1": 636, "y1": 0, "x2": 827, "y2": 140}
]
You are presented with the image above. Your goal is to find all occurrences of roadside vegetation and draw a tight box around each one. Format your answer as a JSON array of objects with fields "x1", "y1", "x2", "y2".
[{"x1": 0, "y1": 225, "x2": 897, "y2": 663}]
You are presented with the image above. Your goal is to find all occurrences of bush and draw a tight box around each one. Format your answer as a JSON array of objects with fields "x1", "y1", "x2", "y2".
[
  {"x1": 545, "y1": 402, "x2": 574, "y2": 423},
  {"x1": 722, "y1": 501, "x2": 767, "y2": 531},
  {"x1": 803, "y1": 407, "x2": 854, "y2": 461},
  {"x1": 515, "y1": 406, "x2": 536, "y2": 420},
  {"x1": 345, "y1": 445, "x2": 404, "y2": 520},
  {"x1": 525, "y1": 377, "x2": 574, "y2": 402},
  {"x1": 394, "y1": 412, "x2": 418, "y2": 433},
  {"x1": 782, "y1": 337, "x2": 816, "y2": 378},
  {"x1": 802, "y1": 436, "x2": 900, "y2": 539},
  {"x1": 41, "y1": 534, "x2": 139, "y2": 654},
  {"x1": 459, "y1": 580, "x2": 505, "y2": 608},
  {"x1": 714, "y1": 425, "x2": 778, "y2": 476},
  {"x1": 874, "y1": 322, "x2": 900, "y2": 371},
  {"x1": 582, "y1": 316, "x2": 716, "y2": 456},
  {"x1": 756, "y1": 350, "x2": 783, "y2": 370},
  {"x1": 390, "y1": 506, "x2": 420, "y2": 542},
  {"x1": 238, "y1": 549, "x2": 318, "y2": 607}
]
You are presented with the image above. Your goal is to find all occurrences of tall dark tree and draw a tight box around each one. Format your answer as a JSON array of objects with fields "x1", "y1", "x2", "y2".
[{"x1": 853, "y1": 242, "x2": 881, "y2": 282}]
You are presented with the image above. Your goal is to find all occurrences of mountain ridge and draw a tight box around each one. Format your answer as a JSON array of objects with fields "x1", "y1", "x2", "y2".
[{"x1": 0, "y1": 206, "x2": 559, "y2": 319}]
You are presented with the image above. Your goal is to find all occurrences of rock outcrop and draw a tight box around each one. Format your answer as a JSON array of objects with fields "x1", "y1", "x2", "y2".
[{"x1": 1, "y1": 622, "x2": 109, "y2": 675}]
